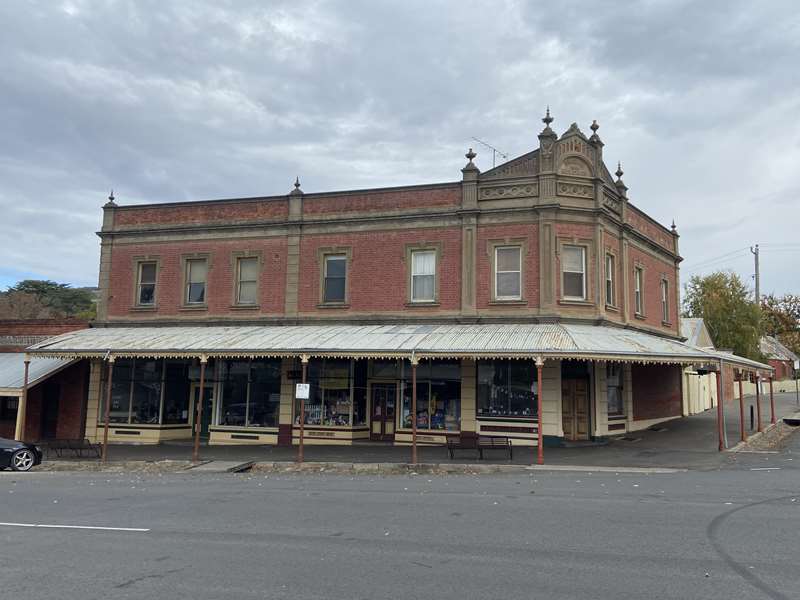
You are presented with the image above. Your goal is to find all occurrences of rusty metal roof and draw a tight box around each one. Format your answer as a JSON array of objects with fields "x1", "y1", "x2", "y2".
[{"x1": 24, "y1": 323, "x2": 772, "y2": 372}]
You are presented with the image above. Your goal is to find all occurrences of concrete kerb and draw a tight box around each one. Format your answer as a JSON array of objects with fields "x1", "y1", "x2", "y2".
[
  {"x1": 249, "y1": 461, "x2": 684, "y2": 475},
  {"x1": 727, "y1": 409, "x2": 800, "y2": 453}
]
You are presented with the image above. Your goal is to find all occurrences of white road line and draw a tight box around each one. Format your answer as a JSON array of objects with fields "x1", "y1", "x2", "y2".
[
  {"x1": 0, "y1": 522, "x2": 149, "y2": 532},
  {"x1": 749, "y1": 467, "x2": 782, "y2": 471}
]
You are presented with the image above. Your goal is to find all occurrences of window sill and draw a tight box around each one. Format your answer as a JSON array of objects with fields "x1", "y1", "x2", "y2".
[
  {"x1": 662, "y1": 320, "x2": 673, "y2": 327},
  {"x1": 405, "y1": 301, "x2": 440, "y2": 308},
  {"x1": 605, "y1": 304, "x2": 619, "y2": 313},
  {"x1": 316, "y1": 302, "x2": 350, "y2": 309},
  {"x1": 229, "y1": 304, "x2": 261, "y2": 311},
  {"x1": 489, "y1": 299, "x2": 527, "y2": 306},
  {"x1": 634, "y1": 313, "x2": 647, "y2": 321},
  {"x1": 179, "y1": 304, "x2": 208, "y2": 312},
  {"x1": 129, "y1": 305, "x2": 157, "y2": 312},
  {"x1": 608, "y1": 414, "x2": 626, "y2": 421},
  {"x1": 559, "y1": 298, "x2": 593, "y2": 306}
]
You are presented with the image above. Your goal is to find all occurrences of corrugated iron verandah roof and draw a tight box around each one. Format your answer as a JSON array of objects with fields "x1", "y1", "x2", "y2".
[{"x1": 24, "y1": 323, "x2": 772, "y2": 372}]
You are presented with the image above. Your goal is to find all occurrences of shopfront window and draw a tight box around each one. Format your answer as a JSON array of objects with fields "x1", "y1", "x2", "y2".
[
  {"x1": 163, "y1": 361, "x2": 191, "y2": 424},
  {"x1": 218, "y1": 359, "x2": 281, "y2": 428},
  {"x1": 607, "y1": 363, "x2": 624, "y2": 416},
  {"x1": 477, "y1": 359, "x2": 537, "y2": 419},
  {"x1": 296, "y1": 359, "x2": 366, "y2": 427},
  {"x1": 100, "y1": 358, "x2": 195, "y2": 425},
  {"x1": 400, "y1": 360, "x2": 461, "y2": 431},
  {"x1": 131, "y1": 359, "x2": 162, "y2": 424}
]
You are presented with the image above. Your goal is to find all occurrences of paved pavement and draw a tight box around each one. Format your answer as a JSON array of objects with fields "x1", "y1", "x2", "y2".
[
  {"x1": 70, "y1": 392, "x2": 800, "y2": 471},
  {"x1": 2, "y1": 456, "x2": 799, "y2": 599}
]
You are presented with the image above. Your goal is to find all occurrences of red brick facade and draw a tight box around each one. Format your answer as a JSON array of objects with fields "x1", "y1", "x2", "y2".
[{"x1": 632, "y1": 364, "x2": 683, "y2": 420}]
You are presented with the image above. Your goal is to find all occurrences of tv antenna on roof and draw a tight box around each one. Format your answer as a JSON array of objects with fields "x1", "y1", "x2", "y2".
[{"x1": 471, "y1": 137, "x2": 508, "y2": 168}]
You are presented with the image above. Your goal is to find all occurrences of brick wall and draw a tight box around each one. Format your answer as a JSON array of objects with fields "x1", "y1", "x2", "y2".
[
  {"x1": 113, "y1": 198, "x2": 288, "y2": 229},
  {"x1": 626, "y1": 205, "x2": 675, "y2": 253},
  {"x1": 768, "y1": 359, "x2": 793, "y2": 381},
  {"x1": 107, "y1": 238, "x2": 287, "y2": 317},
  {"x1": 303, "y1": 185, "x2": 460, "y2": 216},
  {"x1": 554, "y1": 223, "x2": 597, "y2": 309},
  {"x1": 0, "y1": 320, "x2": 89, "y2": 337},
  {"x1": 628, "y1": 246, "x2": 679, "y2": 335},
  {"x1": 632, "y1": 364, "x2": 682, "y2": 420},
  {"x1": 297, "y1": 228, "x2": 463, "y2": 313},
  {"x1": 475, "y1": 224, "x2": 540, "y2": 309},
  {"x1": 20, "y1": 361, "x2": 89, "y2": 441}
]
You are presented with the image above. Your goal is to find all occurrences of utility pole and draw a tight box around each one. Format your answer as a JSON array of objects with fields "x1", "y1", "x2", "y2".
[{"x1": 750, "y1": 244, "x2": 760, "y2": 306}]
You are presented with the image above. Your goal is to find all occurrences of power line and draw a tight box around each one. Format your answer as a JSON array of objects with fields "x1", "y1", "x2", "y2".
[{"x1": 682, "y1": 247, "x2": 750, "y2": 270}]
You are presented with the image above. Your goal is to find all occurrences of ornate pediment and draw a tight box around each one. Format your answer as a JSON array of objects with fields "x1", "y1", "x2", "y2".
[
  {"x1": 558, "y1": 156, "x2": 592, "y2": 178},
  {"x1": 480, "y1": 150, "x2": 539, "y2": 180}
]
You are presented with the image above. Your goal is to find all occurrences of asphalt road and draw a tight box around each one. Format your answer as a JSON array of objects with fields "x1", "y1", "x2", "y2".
[{"x1": 2, "y1": 458, "x2": 799, "y2": 599}]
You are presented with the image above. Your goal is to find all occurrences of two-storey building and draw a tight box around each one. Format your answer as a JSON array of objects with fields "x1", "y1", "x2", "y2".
[{"x1": 25, "y1": 112, "x2": 770, "y2": 453}]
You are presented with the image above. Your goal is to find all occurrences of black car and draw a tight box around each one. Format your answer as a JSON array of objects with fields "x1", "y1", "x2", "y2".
[{"x1": 0, "y1": 438, "x2": 42, "y2": 472}]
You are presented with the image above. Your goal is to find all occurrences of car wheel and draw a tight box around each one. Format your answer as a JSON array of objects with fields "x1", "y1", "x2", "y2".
[{"x1": 11, "y1": 449, "x2": 35, "y2": 472}]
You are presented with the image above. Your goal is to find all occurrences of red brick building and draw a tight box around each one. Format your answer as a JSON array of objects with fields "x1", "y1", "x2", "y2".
[{"x1": 23, "y1": 112, "x2": 770, "y2": 452}]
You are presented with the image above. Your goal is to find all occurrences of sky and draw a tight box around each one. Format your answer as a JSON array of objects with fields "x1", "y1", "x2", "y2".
[{"x1": 1, "y1": 0, "x2": 799, "y2": 298}]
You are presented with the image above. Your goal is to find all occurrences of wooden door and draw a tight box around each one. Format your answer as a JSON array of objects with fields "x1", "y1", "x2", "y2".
[
  {"x1": 370, "y1": 383, "x2": 396, "y2": 441},
  {"x1": 562, "y1": 378, "x2": 590, "y2": 441}
]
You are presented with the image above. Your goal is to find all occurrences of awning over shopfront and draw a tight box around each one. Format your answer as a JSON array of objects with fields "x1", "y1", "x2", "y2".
[
  {"x1": 25, "y1": 323, "x2": 772, "y2": 373},
  {"x1": 0, "y1": 353, "x2": 75, "y2": 396}
]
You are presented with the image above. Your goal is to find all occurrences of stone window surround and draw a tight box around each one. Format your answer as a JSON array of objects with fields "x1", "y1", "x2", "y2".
[
  {"x1": 486, "y1": 237, "x2": 529, "y2": 304},
  {"x1": 633, "y1": 261, "x2": 647, "y2": 319},
  {"x1": 230, "y1": 250, "x2": 263, "y2": 310},
  {"x1": 180, "y1": 252, "x2": 211, "y2": 310},
  {"x1": 130, "y1": 255, "x2": 161, "y2": 311},
  {"x1": 604, "y1": 248, "x2": 618, "y2": 311},
  {"x1": 660, "y1": 276, "x2": 671, "y2": 326},
  {"x1": 557, "y1": 237, "x2": 593, "y2": 305},
  {"x1": 404, "y1": 241, "x2": 443, "y2": 306},
  {"x1": 317, "y1": 246, "x2": 352, "y2": 308}
]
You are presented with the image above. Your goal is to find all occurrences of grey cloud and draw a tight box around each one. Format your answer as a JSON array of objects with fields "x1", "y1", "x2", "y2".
[{"x1": 0, "y1": 0, "x2": 798, "y2": 294}]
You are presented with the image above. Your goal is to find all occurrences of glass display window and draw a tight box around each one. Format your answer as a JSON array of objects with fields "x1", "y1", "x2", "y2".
[
  {"x1": 218, "y1": 359, "x2": 281, "y2": 428},
  {"x1": 399, "y1": 360, "x2": 461, "y2": 431},
  {"x1": 477, "y1": 359, "x2": 537, "y2": 419}
]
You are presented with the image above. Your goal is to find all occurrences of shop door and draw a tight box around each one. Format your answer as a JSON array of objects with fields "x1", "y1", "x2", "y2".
[
  {"x1": 371, "y1": 383, "x2": 396, "y2": 441},
  {"x1": 191, "y1": 385, "x2": 214, "y2": 438},
  {"x1": 41, "y1": 381, "x2": 60, "y2": 439},
  {"x1": 561, "y1": 378, "x2": 590, "y2": 441}
]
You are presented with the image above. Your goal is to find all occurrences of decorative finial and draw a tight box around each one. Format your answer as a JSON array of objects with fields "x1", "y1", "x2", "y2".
[
  {"x1": 542, "y1": 106, "x2": 553, "y2": 127},
  {"x1": 615, "y1": 161, "x2": 624, "y2": 179},
  {"x1": 590, "y1": 120, "x2": 599, "y2": 134},
  {"x1": 290, "y1": 176, "x2": 303, "y2": 195},
  {"x1": 671, "y1": 220, "x2": 677, "y2": 233},
  {"x1": 465, "y1": 148, "x2": 476, "y2": 162},
  {"x1": 103, "y1": 188, "x2": 117, "y2": 208}
]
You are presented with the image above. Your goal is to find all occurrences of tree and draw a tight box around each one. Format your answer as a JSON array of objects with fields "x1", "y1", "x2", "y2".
[
  {"x1": 682, "y1": 271, "x2": 762, "y2": 360},
  {"x1": 761, "y1": 293, "x2": 800, "y2": 357},
  {"x1": 0, "y1": 291, "x2": 58, "y2": 319},
  {"x1": 0, "y1": 279, "x2": 95, "y2": 319}
]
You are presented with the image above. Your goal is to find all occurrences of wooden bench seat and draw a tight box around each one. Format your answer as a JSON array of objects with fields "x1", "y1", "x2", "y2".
[{"x1": 447, "y1": 435, "x2": 513, "y2": 461}]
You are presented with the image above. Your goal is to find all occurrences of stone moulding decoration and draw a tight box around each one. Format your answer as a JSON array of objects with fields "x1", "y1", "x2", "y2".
[
  {"x1": 556, "y1": 181, "x2": 594, "y2": 199},
  {"x1": 480, "y1": 182, "x2": 539, "y2": 200},
  {"x1": 481, "y1": 153, "x2": 538, "y2": 179},
  {"x1": 558, "y1": 156, "x2": 592, "y2": 177},
  {"x1": 603, "y1": 193, "x2": 622, "y2": 213}
]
